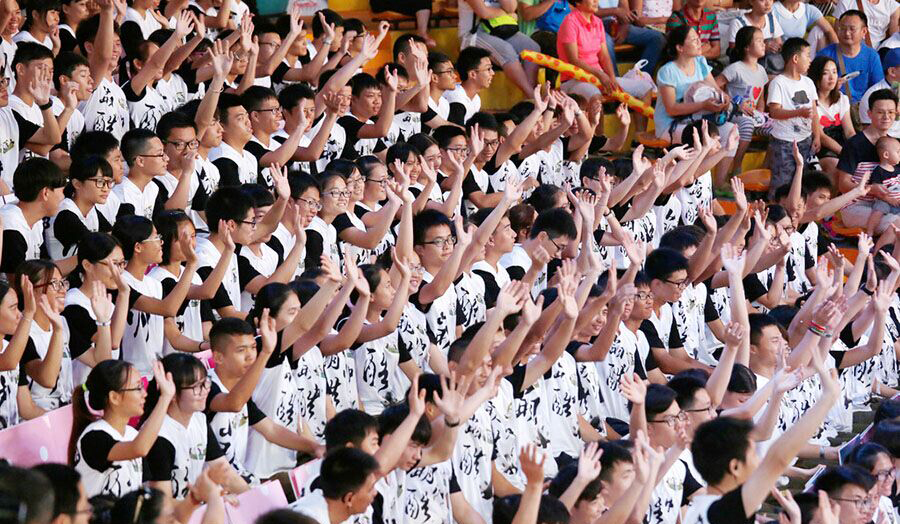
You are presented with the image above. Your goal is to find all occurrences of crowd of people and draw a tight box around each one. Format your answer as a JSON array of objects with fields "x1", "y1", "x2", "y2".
[{"x1": 0, "y1": 0, "x2": 898, "y2": 524}]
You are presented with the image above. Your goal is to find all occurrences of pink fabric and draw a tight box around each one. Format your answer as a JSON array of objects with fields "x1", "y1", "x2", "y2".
[
  {"x1": 289, "y1": 462, "x2": 318, "y2": 499},
  {"x1": 224, "y1": 480, "x2": 288, "y2": 523},
  {"x1": 556, "y1": 11, "x2": 607, "y2": 82},
  {"x1": 0, "y1": 405, "x2": 73, "y2": 467}
]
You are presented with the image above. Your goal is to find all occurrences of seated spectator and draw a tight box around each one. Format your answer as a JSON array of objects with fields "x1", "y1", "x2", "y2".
[
  {"x1": 726, "y1": 0, "x2": 784, "y2": 74},
  {"x1": 592, "y1": 0, "x2": 666, "y2": 75},
  {"x1": 834, "y1": 0, "x2": 899, "y2": 48},
  {"x1": 809, "y1": 56, "x2": 855, "y2": 176},
  {"x1": 444, "y1": 47, "x2": 494, "y2": 126},
  {"x1": 518, "y1": 0, "x2": 571, "y2": 35},
  {"x1": 457, "y1": 0, "x2": 540, "y2": 97},
  {"x1": 666, "y1": 0, "x2": 722, "y2": 65},
  {"x1": 817, "y1": 10, "x2": 885, "y2": 104},
  {"x1": 772, "y1": 0, "x2": 837, "y2": 52},
  {"x1": 860, "y1": 47, "x2": 900, "y2": 130}
]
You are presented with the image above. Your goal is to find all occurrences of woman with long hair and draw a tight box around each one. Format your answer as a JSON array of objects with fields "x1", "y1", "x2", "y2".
[
  {"x1": 57, "y1": 0, "x2": 89, "y2": 53},
  {"x1": 808, "y1": 55, "x2": 855, "y2": 176},
  {"x1": 0, "y1": 277, "x2": 37, "y2": 429},
  {"x1": 72, "y1": 359, "x2": 175, "y2": 498},
  {"x1": 14, "y1": 0, "x2": 59, "y2": 51}
]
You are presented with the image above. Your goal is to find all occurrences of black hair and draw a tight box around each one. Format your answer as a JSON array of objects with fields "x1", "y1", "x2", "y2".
[
  {"x1": 645, "y1": 248, "x2": 689, "y2": 282},
  {"x1": 376, "y1": 62, "x2": 409, "y2": 85},
  {"x1": 355, "y1": 155, "x2": 386, "y2": 180},
  {"x1": 393, "y1": 33, "x2": 426, "y2": 61},
  {"x1": 730, "y1": 25, "x2": 761, "y2": 62},
  {"x1": 839, "y1": 8, "x2": 868, "y2": 25},
  {"x1": 76, "y1": 14, "x2": 120, "y2": 54},
  {"x1": 645, "y1": 384, "x2": 678, "y2": 420},
  {"x1": 324, "y1": 409, "x2": 379, "y2": 450},
  {"x1": 549, "y1": 463, "x2": 602, "y2": 505},
  {"x1": 416, "y1": 373, "x2": 442, "y2": 404},
  {"x1": 120, "y1": 128, "x2": 158, "y2": 167},
  {"x1": 813, "y1": 465, "x2": 877, "y2": 495},
  {"x1": 781, "y1": 37, "x2": 810, "y2": 63},
  {"x1": 869, "y1": 88, "x2": 900, "y2": 111},
  {"x1": 465, "y1": 111, "x2": 503, "y2": 135},
  {"x1": 413, "y1": 209, "x2": 454, "y2": 246},
  {"x1": 875, "y1": 399, "x2": 900, "y2": 425},
  {"x1": 662, "y1": 25, "x2": 692, "y2": 64},
  {"x1": 112, "y1": 215, "x2": 154, "y2": 260},
  {"x1": 218, "y1": 93, "x2": 246, "y2": 126},
  {"x1": 407, "y1": 133, "x2": 439, "y2": 156},
  {"x1": 691, "y1": 417, "x2": 756, "y2": 485},
  {"x1": 808, "y1": 56, "x2": 841, "y2": 106},
  {"x1": 32, "y1": 464, "x2": 80, "y2": 519},
  {"x1": 153, "y1": 209, "x2": 193, "y2": 266},
  {"x1": 142, "y1": 353, "x2": 207, "y2": 425},
  {"x1": 248, "y1": 283, "x2": 298, "y2": 327},
  {"x1": 871, "y1": 420, "x2": 900, "y2": 457},
  {"x1": 206, "y1": 186, "x2": 253, "y2": 233},
  {"x1": 529, "y1": 208, "x2": 577, "y2": 241},
  {"x1": 0, "y1": 466, "x2": 54, "y2": 524},
  {"x1": 12, "y1": 41, "x2": 53, "y2": 74},
  {"x1": 580, "y1": 157, "x2": 613, "y2": 182},
  {"x1": 448, "y1": 323, "x2": 482, "y2": 364},
  {"x1": 493, "y1": 495, "x2": 570, "y2": 524},
  {"x1": 727, "y1": 363, "x2": 757, "y2": 394},
  {"x1": 255, "y1": 509, "x2": 320, "y2": 524},
  {"x1": 456, "y1": 46, "x2": 492, "y2": 81},
  {"x1": 242, "y1": 85, "x2": 279, "y2": 113},
  {"x1": 155, "y1": 111, "x2": 196, "y2": 142},
  {"x1": 659, "y1": 226, "x2": 702, "y2": 253},
  {"x1": 53, "y1": 51, "x2": 89, "y2": 90},
  {"x1": 288, "y1": 171, "x2": 321, "y2": 199},
  {"x1": 110, "y1": 488, "x2": 166, "y2": 524},
  {"x1": 242, "y1": 183, "x2": 276, "y2": 209},
  {"x1": 427, "y1": 50, "x2": 452, "y2": 71},
  {"x1": 13, "y1": 157, "x2": 67, "y2": 202},
  {"x1": 311, "y1": 9, "x2": 343, "y2": 39},
  {"x1": 598, "y1": 441, "x2": 634, "y2": 484},
  {"x1": 350, "y1": 72, "x2": 380, "y2": 97},
  {"x1": 278, "y1": 83, "x2": 316, "y2": 112},
  {"x1": 71, "y1": 131, "x2": 120, "y2": 161},
  {"x1": 378, "y1": 402, "x2": 432, "y2": 446},
  {"x1": 386, "y1": 142, "x2": 420, "y2": 167},
  {"x1": 527, "y1": 184, "x2": 564, "y2": 213},
  {"x1": 845, "y1": 442, "x2": 892, "y2": 472},
  {"x1": 66, "y1": 154, "x2": 113, "y2": 199},
  {"x1": 667, "y1": 375, "x2": 707, "y2": 410},
  {"x1": 509, "y1": 203, "x2": 536, "y2": 237},
  {"x1": 72, "y1": 232, "x2": 120, "y2": 288},
  {"x1": 319, "y1": 447, "x2": 380, "y2": 500},
  {"x1": 748, "y1": 313, "x2": 779, "y2": 346},
  {"x1": 70, "y1": 360, "x2": 133, "y2": 462},
  {"x1": 209, "y1": 317, "x2": 256, "y2": 353},
  {"x1": 432, "y1": 125, "x2": 467, "y2": 149}
]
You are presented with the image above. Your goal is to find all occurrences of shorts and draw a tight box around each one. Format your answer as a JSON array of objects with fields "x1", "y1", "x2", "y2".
[
  {"x1": 841, "y1": 201, "x2": 900, "y2": 234},
  {"x1": 768, "y1": 135, "x2": 811, "y2": 198},
  {"x1": 470, "y1": 29, "x2": 540, "y2": 66}
]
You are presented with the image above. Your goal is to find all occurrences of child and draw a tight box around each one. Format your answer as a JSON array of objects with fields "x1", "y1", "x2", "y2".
[
  {"x1": 727, "y1": 0, "x2": 784, "y2": 70},
  {"x1": 766, "y1": 37, "x2": 818, "y2": 198},
  {"x1": 864, "y1": 136, "x2": 900, "y2": 235}
]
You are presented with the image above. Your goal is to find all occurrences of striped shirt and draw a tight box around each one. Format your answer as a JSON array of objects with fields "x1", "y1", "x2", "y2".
[{"x1": 667, "y1": 8, "x2": 721, "y2": 45}]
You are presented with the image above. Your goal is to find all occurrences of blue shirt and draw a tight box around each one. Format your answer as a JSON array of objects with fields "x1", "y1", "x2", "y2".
[
  {"x1": 654, "y1": 57, "x2": 713, "y2": 136},
  {"x1": 536, "y1": 0, "x2": 571, "y2": 32},
  {"x1": 817, "y1": 44, "x2": 884, "y2": 103}
]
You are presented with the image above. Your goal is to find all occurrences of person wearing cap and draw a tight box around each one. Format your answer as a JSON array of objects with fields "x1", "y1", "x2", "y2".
[{"x1": 859, "y1": 47, "x2": 900, "y2": 125}]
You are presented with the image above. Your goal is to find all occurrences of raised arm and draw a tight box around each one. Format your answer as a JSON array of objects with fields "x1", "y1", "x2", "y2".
[{"x1": 208, "y1": 309, "x2": 277, "y2": 412}]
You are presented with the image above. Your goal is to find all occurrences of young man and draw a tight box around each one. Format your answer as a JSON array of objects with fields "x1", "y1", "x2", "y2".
[
  {"x1": 444, "y1": 47, "x2": 493, "y2": 127},
  {"x1": 860, "y1": 47, "x2": 900, "y2": 126},
  {"x1": 205, "y1": 317, "x2": 323, "y2": 484},
  {"x1": 423, "y1": 51, "x2": 459, "y2": 133},
  {"x1": 291, "y1": 447, "x2": 381, "y2": 524},
  {"x1": 683, "y1": 346, "x2": 840, "y2": 524},
  {"x1": 0, "y1": 158, "x2": 67, "y2": 275},
  {"x1": 115, "y1": 128, "x2": 167, "y2": 219},
  {"x1": 31, "y1": 464, "x2": 93, "y2": 524},
  {"x1": 471, "y1": 208, "x2": 516, "y2": 309},
  {"x1": 209, "y1": 93, "x2": 264, "y2": 187},
  {"x1": 9, "y1": 42, "x2": 67, "y2": 159},
  {"x1": 69, "y1": 130, "x2": 123, "y2": 226},
  {"x1": 153, "y1": 111, "x2": 204, "y2": 218},
  {"x1": 338, "y1": 71, "x2": 397, "y2": 160},
  {"x1": 51, "y1": 52, "x2": 91, "y2": 156},
  {"x1": 767, "y1": 37, "x2": 818, "y2": 195},
  {"x1": 274, "y1": 83, "x2": 340, "y2": 175},
  {"x1": 76, "y1": 1, "x2": 129, "y2": 139},
  {"x1": 817, "y1": 10, "x2": 884, "y2": 103},
  {"x1": 242, "y1": 86, "x2": 309, "y2": 180},
  {"x1": 812, "y1": 466, "x2": 878, "y2": 524}
]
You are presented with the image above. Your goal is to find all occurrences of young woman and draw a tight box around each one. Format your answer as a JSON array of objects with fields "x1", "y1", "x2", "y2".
[
  {"x1": 408, "y1": 133, "x2": 465, "y2": 218},
  {"x1": 15, "y1": 260, "x2": 75, "y2": 412},
  {"x1": 72, "y1": 359, "x2": 175, "y2": 498},
  {"x1": 354, "y1": 155, "x2": 397, "y2": 257},
  {"x1": 63, "y1": 232, "x2": 129, "y2": 387},
  {"x1": 809, "y1": 55, "x2": 855, "y2": 176},
  {"x1": 111, "y1": 215, "x2": 198, "y2": 378},
  {"x1": 304, "y1": 171, "x2": 347, "y2": 270},
  {"x1": 353, "y1": 257, "x2": 412, "y2": 415},
  {"x1": 142, "y1": 352, "x2": 249, "y2": 500},
  {"x1": 236, "y1": 184, "x2": 305, "y2": 313},
  {"x1": 718, "y1": 26, "x2": 769, "y2": 180},
  {"x1": 47, "y1": 155, "x2": 115, "y2": 261},
  {"x1": 387, "y1": 142, "x2": 437, "y2": 215},
  {"x1": 151, "y1": 210, "x2": 235, "y2": 353},
  {"x1": 58, "y1": 0, "x2": 89, "y2": 53},
  {"x1": 0, "y1": 277, "x2": 37, "y2": 429},
  {"x1": 13, "y1": 0, "x2": 59, "y2": 52},
  {"x1": 846, "y1": 442, "x2": 898, "y2": 524}
]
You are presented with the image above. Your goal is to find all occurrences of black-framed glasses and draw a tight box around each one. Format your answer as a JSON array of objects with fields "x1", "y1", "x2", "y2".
[
  {"x1": 548, "y1": 235, "x2": 565, "y2": 254},
  {"x1": 180, "y1": 377, "x2": 211, "y2": 395},
  {"x1": 295, "y1": 197, "x2": 322, "y2": 210},
  {"x1": 346, "y1": 175, "x2": 364, "y2": 185},
  {"x1": 683, "y1": 405, "x2": 715, "y2": 415},
  {"x1": 483, "y1": 138, "x2": 500, "y2": 148},
  {"x1": 252, "y1": 107, "x2": 282, "y2": 115},
  {"x1": 118, "y1": 384, "x2": 144, "y2": 393},
  {"x1": 446, "y1": 146, "x2": 469, "y2": 154},
  {"x1": 35, "y1": 279, "x2": 69, "y2": 292},
  {"x1": 86, "y1": 177, "x2": 115, "y2": 189},
  {"x1": 664, "y1": 278, "x2": 689, "y2": 289},
  {"x1": 648, "y1": 411, "x2": 686, "y2": 427},
  {"x1": 324, "y1": 189, "x2": 351, "y2": 199},
  {"x1": 137, "y1": 152, "x2": 166, "y2": 159},
  {"x1": 104, "y1": 259, "x2": 127, "y2": 270},
  {"x1": 831, "y1": 497, "x2": 876, "y2": 510},
  {"x1": 433, "y1": 68, "x2": 455, "y2": 76},
  {"x1": 424, "y1": 236, "x2": 456, "y2": 249},
  {"x1": 874, "y1": 468, "x2": 896, "y2": 481},
  {"x1": 165, "y1": 139, "x2": 199, "y2": 151},
  {"x1": 240, "y1": 219, "x2": 258, "y2": 227},
  {"x1": 635, "y1": 291, "x2": 652, "y2": 301},
  {"x1": 365, "y1": 178, "x2": 388, "y2": 187}
]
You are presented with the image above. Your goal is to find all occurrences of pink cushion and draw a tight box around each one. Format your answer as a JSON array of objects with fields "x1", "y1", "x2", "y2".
[
  {"x1": 224, "y1": 481, "x2": 288, "y2": 523},
  {"x1": 0, "y1": 405, "x2": 74, "y2": 466}
]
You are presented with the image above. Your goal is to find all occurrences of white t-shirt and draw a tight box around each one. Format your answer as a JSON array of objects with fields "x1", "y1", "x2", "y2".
[
  {"x1": 147, "y1": 265, "x2": 203, "y2": 355},
  {"x1": 120, "y1": 271, "x2": 164, "y2": 378},
  {"x1": 835, "y1": 0, "x2": 899, "y2": 46},
  {"x1": 442, "y1": 84, "x2": 481, "y2": 123},
  {"x1": 196, "y1": 237, "x2": 241, "y2": 313},
  {"x1": 123, "y1": 7, "x2": 164, "y2": 39},
  {"x1": 51, "y1": 96, "x2": 85, "y2": 151},
  {"x1": 75, "y1": 419, "x2": 143, "y2": 497},
  {"x1": 290, "y1": 490, "x2": 334, "y2": 524},
  {"x1": 859, "y1": 79, "x2": 890, "y2": 124},
  {"x1": 354, "y1": 327, "x2": 407, "y2": 415},
  {"x1": 12, "y1": 30, "x2": 51, "y2": 49},
  {"x1": 81, "y1": 77, "x2": 130, "y2": 140},
  {"x1": 25, "y1": 318, "x2": 73, "y2": 411},
  {"x1": 0, "y1": 107, "x2": 19, "y2": 188},
  {"x1": 766, "y1": 74, "x2": 817, "y2": 141},
  {"x1": 773, "y1": 1, "x2": 823, "y2": 39},
  {"x1": 721, "y1": 61, "x2": 769, "y2": 107},
  {"x1": 112, "y1": 176, "x2": 160, "y2": 219},
  {"x1": 727, "y1": 12, "x2": 784, "y2": 44}
]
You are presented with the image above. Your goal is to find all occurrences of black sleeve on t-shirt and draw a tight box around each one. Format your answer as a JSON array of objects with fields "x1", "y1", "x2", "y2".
[
  {"x1": 121, "y1": 80, "x2": 145, "y2": 101},
  {"x1": 205, "y1": 426, "x2": 225, "y2": 461},
  {"x1": 705, "y1": 485, "x2": 755, "y2": 524},
  {"x1": 144, "y1": 437, "x2": 177, "y2": 482},
  {"x1": 152, "y1": 179, "x2": 170, "y2": 217},
  {"x1": 213, "y1": 158, "x2": 242, "y2": 187},
  {"x1": 506, "y1": 265, "x2": 526, "y2": 281},
  {"x1": 473, "y1": 269, "x2": 500, "y2": 310},
  {"x1": 668, "y1": 317, "x2": 685, "y2": 349},
  {"x1": 197, "y1": 266, "x2": 233, "y2": 310},
  {"x1": 447, "y1": 102, "x2": 466, "y2": 126},
  {"x1": 244, "y1": 140, "x2": 268, "y2": 165},
  {"x1": 742, "y1": 274, "x2": 768, "y2": 302},
  {"x1": 462, "y1": 172, "x2": 483, "y2": 200},
  {"x1": 830, "y1": 349, "x2": 846, "y2": 369},
  {"x1": 78, "y1": 430, "x2": 118, "y2": 471},
  {"x1": 639, "y1": 320, "x2": 665, "y2": 349},
  {"x1": 587, "y1": 135, "x2": 609, "y2": 155},
  {"x1": 397, "y1": 335, "x2": 412, "y2": 364},
  {"x1": 158, "y1": 276, "x2": 190, "y2": 317},
  {"x1": 703, "y1": 293, "x2": 720, "y2": 323},
  {"x1": 682, "y1": 461, "x2": 702, "y2": 502},
  {"x1": 237, "y1": 253, "x2": 262, "y2": 288},
  {"x1": 337, "y1": 115, "x2": 365, "y2": 160},
  {"x1": 506, "y1": 365, "x2": 527, "y2": 398},
  {"x1": 53, "y1": 209, "x2": 91, "y2": 258},
  {"x1": 304, "y1": 229, "x2": 324, "y2": 269},
  {"x1": 271, "y1": 61, "x2": 290, "y2": 86},
  {"x1": 247, "y1": 398, "x2": 267, "y2": 425},
  {"x1": 62, "y1": 304, "x2": 98, "y2": 360},
  {"x1": 332, "y1": 213, "x2": 355, "y2": 236},
  {"x1": 0, "y1": 230, "x2": 27, "y2": 274},
  {"x1": 59, "y1": 30, "x2": 77, "y2": 54},
  {"x1": 205, "y1": 381, "x2": 223, "y2": 414},
  {"x1": 12, "y1": 111, "x2": 39, "y2": 144}
]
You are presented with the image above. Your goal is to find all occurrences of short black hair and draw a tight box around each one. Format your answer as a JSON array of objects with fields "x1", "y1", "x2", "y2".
[
  {"x1": 691, "y1": 417, "x2": 755, "y2": 485},
  {"x1": 112, "y1": 215, "x2": 154, "y2": 259},
  {"x1": 218, "y1": 93, "x2": 246, "y2": 126},
  {"x1": 278, "y1": 83, "x2": 315, "y2": 112},
  {"x1": 288, "y1": 171, "x2": 321, "y2": 199},
  {"x1": 242, "y1": 183, "x2": 275, "y2": 209},
  {"x1": 71, "y1": 130, "x2": 120, "y2": 161},
  {"x1": 0, "y1": 465, "x2": 55, "y2": 524},
  {"x1": 868, "y1": 88, "x2": 900, "y2": 111},
  {"x1": 413, "y1": 209, "x2": 453, "y2": 246},
  {"x1": 12, "y1": 41, "x2": 53, "y2": 74},
  {"x1": 32, "y1": 464, "x2": 80, "y2": 519},
  {"x1": 13, "y1": 157, "x2": 67, "y2": 202},
  {"x1": 781, "y1": 37, "x2": 810, "y2": 63},
  {"x1": 493, "y1": 495, "x2": 570, "y2": 524},
  {"x1": 324, "y1": 409, "x2": 378, "y2": 451},
  {"x1": 53, "y1": 51, "x2": 89, "y2": 90},
  {"x1": 667, "y1": 375, "x2": 707, "y2": 410},
  {"x1": 428, "y1": 50, "x2": 452, "y2": 71},
  {"x1": 659, "y1": 226, "x2": 702, "y2": 253},
  {"x1": 393, "y1": 33, "x2": 427, "y2": 61},
  {"x1": 255, "y1": 509, "x2": 320, "y2": 524},
  {"x1": 801, "y1": 171, "x2": 833, "y2": 196},
  {"x1": 319, "y1": 448, "x2": 380, "y2": 500},
  {"x1": 529, "y1": 208, "x2": 577, "y2": 241},
  {"x1": 549, "y1": 463, "x2": 602, "y2": 505},
  {"x1": 645, "y1": 384, "x2": 678, "y2": 420},
  {"x1": 311, "y1": 9, "x2": 343, "y2": 39},
  {"x1": 242, "y1": 85, "x2": 279, "y2": 113},
  {"x1": 727, "y1": 363, "x2": 757, "y2": 394},
  {"x1": 76, "y1": 14, "x2": 120, "y2": 54},
  {"x1": 120, "y1": 128, "x2": 158, "y2": 166},
  {"x1": 206, "y1": 186, "x2": 253, "y2": 233},
  {"x1": 456, "y1": 47, "x2": 491, "y2": 82},
  {"x1": 432, "y1": 125, "x2": 467, "y2": 149},
  {"x1": 155, "y1": 111, "x2": 196, "y2": 142},
  {"x1": 527, "y1": 184, "x2": 563, "y2": 213},
  {"x1": 748, "y1": 313, "x2": 779, "y2": 346},
  {"x1": 209, "y1": 317, "x2": 255, "y2": 352},
  {"x1": 871, "y1": 419, "x2": 900, "y2": 457},
  {"x1": 839, "y1": 8, "x2": 868, "y2": 25},
  {"x1": 350, "y1": 72, "x2": 379, "y2": 97},
  {"x1": 378, "y1": 403, "x2": 431, "y2": 446},
  {"x1": 645, "y1": 248, "x2": 689, "y2": 282},
  {"x1": 813, "y1": 465, "x2": 876, "y2": 495},
  {"x1": 874, "y1": 399, "x2": 900, "y2": 425},
  {"x1": 465, "y1": 111, "x2": 503, "y2": 135}
]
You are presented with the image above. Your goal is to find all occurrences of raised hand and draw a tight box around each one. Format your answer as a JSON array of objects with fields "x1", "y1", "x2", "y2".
[
  {"x1": 270, "y1": 163, "x2": 290, "y2": 200},
  {"x1": 468, "y1": 123, "x2": 485, "y2": 160},
  {"x1": 557, "y1": 265, "x2": 579, "y2": 319},
  {"x1": 496, "y1": 281, "x2": 528, "y2": 316},
  {"x1": 453, "y1": 214, "x2": 473, "y2": 247},
  {"x1": 502, "y1": 176, "x2": 523, "y2": 204},
  {"x1": 620, "y1": 372, "x2": 646, "y2": 405},
  {"x1": 434, "y1": 372, "x2": 471, "y2": 425},
  {"x1": 210, "y1": 40, "x2": 234, "y2": 79},
  {"x1": 174, "y1": 9, "x2": 195, "y2": 39},
  {"x1": 520, "y1": 295, "x2": 545, "y2": 326},
  {"x1": 408, "y1": 373, "x2": 427, "y2": 416},
  {"x1": 383, "y1": 64, "x2": 399, "y2": 92},
  {"x1": 179, "y1": 228, "x2": 197, "y2": 265},
  {"x1": 21, "y1": 276, "x2": 36, "y2": 317},
  {"x1": 771, "y1": 489, "x2": 801, "y2": 524},
  {"x1": 720, "y1": 243, "x2": 746, "y2": 275},
  {"x1": 732, "y1": 177, "x2": 748, "y2": 212},
  {"x1": 29, "y1": 66, "x2": 52, "y2": 105},
  {"x1": 62, "y1": 81, "x2": 78, "y2": 109},
  {"x1": 320, "y1": 255, "x2": 342, "y2": 286},
  {"x1": 723, "y1": 321, "x2": 745, "y2": 348},
  {"x1": 576, "y1": 442, "x2": 603, "y2": 482},
  {"x1": 90, "y1": 281, "x2": 114, "y2": 324},
  {"x1": 519, "y1": 443, "x2": 547, "y2": 486},
  {"x1": 153, "y1": 360, "x2": 176, "y2": 400},
  {"x1": 258, "y1": 308, "x2": 277, "y2": 355},
  {"x1": 38, "y1": 295, "x2": 63, "y2": 327},
  {"x1": 817, "y1": 490, "x2": 841, "y2": 524}
]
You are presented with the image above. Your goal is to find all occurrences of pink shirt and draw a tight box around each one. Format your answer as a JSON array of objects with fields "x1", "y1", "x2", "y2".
[{"x1": 556, "y1": 11, "x2": 607, "y2": 82}]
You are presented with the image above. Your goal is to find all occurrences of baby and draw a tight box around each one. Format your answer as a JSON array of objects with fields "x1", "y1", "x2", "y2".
[{"x1": 865, "y1": 136, "x2": 900, "y2": 235}]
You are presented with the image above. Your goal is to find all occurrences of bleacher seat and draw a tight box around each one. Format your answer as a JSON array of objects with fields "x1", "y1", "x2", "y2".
[
  {"x1": 0, "y1": 405, "x2": 73, "y2": 467},
  {"x1": 636, "y1": 130, "x2": 669, "y2": 150}
]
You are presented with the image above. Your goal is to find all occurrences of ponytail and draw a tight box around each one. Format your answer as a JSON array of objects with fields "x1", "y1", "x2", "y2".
[{"x1": 70, "y1": 360, "x2": 131, "y2": 463}]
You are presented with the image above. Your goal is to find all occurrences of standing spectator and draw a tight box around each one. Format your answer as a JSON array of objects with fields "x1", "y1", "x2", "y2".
[
  {"x1": 817, "y1": 10, "x2": 885, "y2": 104},
  {"x1": 834, "y1": 0, "x2": 899, "y2": 48},
  {"x1": 667, "y1": 0, "x2": 722, "y2": 64}
]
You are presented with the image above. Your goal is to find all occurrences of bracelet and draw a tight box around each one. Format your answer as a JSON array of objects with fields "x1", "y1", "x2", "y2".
[
  {"x1": 809, "y1": 320, "x2": 826, "y2": 332},
  {"x1": 602, "y1": 209, "x2": 612, "y2": 217},
  {"x1": 97, "y1": 320, "x2": 111, "y2": 327},
  {"x1": 445, "y1": 418, "x2": 460, "y2": 428},
  {"x1": 39, "y1": 101, "x2": 52, "y2": 111},
  {"x1": 807, "y1": 325, "x2": 826, "y2": 337},
  {"x1": 862, "y1": 286, "x2": 875, "y2": 296},
  {"x1": 323, "y1": 39, "x2": 333, "y2": 46}
]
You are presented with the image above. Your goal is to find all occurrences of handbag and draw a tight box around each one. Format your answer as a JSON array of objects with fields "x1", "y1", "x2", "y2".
[{"x1": 480, "y1": 13, "x2": 520, "y2": 39}]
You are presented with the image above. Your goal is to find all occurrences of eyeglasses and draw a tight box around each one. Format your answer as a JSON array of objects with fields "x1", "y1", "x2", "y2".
[
  {"x1": 240, "y1": 219, "x2": 258, "y2": 228},
  {"x1": 140, "y1": 234, "x2": 163, "y2": 243},
  {"x1": 180, "y1": 377, "x2": 212, "y2": 395},
  {"x1": 649, "y1": 411, "x2": 687, "y2": 427},
  {"x1": 832, "y1": 497, "x2": 876, "y2": 510},
  {"x1": 446, "y1": 146, "x2": 469, "y2": 154},
  {"x1": 252, "y1": 107, "x2": 282, "y2": 114},
  {"x1": 683, "y1": 404, "x2": 715, "y2": 415},
  {"x1": 874, "y1": 469, "x2": 896, "y2": 481},
  {"x1": 365, "y1": 177, "x2": 388, "y2": 187},
  {"x1": 325, "y1": 189, "x2": 351, "y2": 199},
  {"x1": 635, "y1": 291, "x2": 652, "y2": 301},
  {"x1": 548, "y1": 235, "x2": 565, "y2": 255},
  {"x1": 105, "y1": 259, "x2": 127, "y2": 270},
  {"x1": 433, "y1": 68, "x2": 455, "y2": 76},
  {"x1": 296, "y1": 197, "x2": 322, "y2": 210},
  {"x1": 346, "y1": 176, "x2": 364, "y2": 185},
  {"x1": 423, "y1": 236, "x2": 456, "y2": 249},
  {"x1": 118, "y1": 384, "x2": 144, "y2": 393},
  {"x1": 484, "y1": 138, "x2": 500, "y2": 148},
  {"x1": 137, "y1": 152, "x2": 166, "y2": 159},
  {"x1": 664, "y1": 278, "x2": 689, "y2": 289},
  {"x1": 165, "y1": 139, "x2": 200, "y2": 151},
  {"x1": 410, "y1": 264, "x2": 424, "y2": 275},
  {"x1": 35, "y1": 279, "x2": 69, "y2": 292},
  {"x1": 86, "y1": 177, "x2": 115, "y2": 189}
]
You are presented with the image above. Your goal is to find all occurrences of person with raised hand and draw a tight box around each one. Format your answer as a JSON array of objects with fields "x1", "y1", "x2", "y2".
[
  {"x1": 683, "y1": 324, "x2": 841, "y2": 524},
  {"x1": 0, "y1": 277, "x2": 37, "y2": 429}
]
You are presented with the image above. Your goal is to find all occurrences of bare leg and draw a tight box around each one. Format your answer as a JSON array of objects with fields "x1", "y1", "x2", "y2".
[
  {"x1": 416, "y1": 10, "x2": 436, "y2": 47},
  {"x1": 502, "y1": 60, "x2": 536, "y2": 97},
  {"x1": 714, "y1": 156, "x2": 734, "y2": 193}
]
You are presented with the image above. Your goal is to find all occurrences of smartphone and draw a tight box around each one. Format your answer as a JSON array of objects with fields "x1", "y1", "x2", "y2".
[{"x1": 840, "y1": 71, "x2": 861, "y2": 81}]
